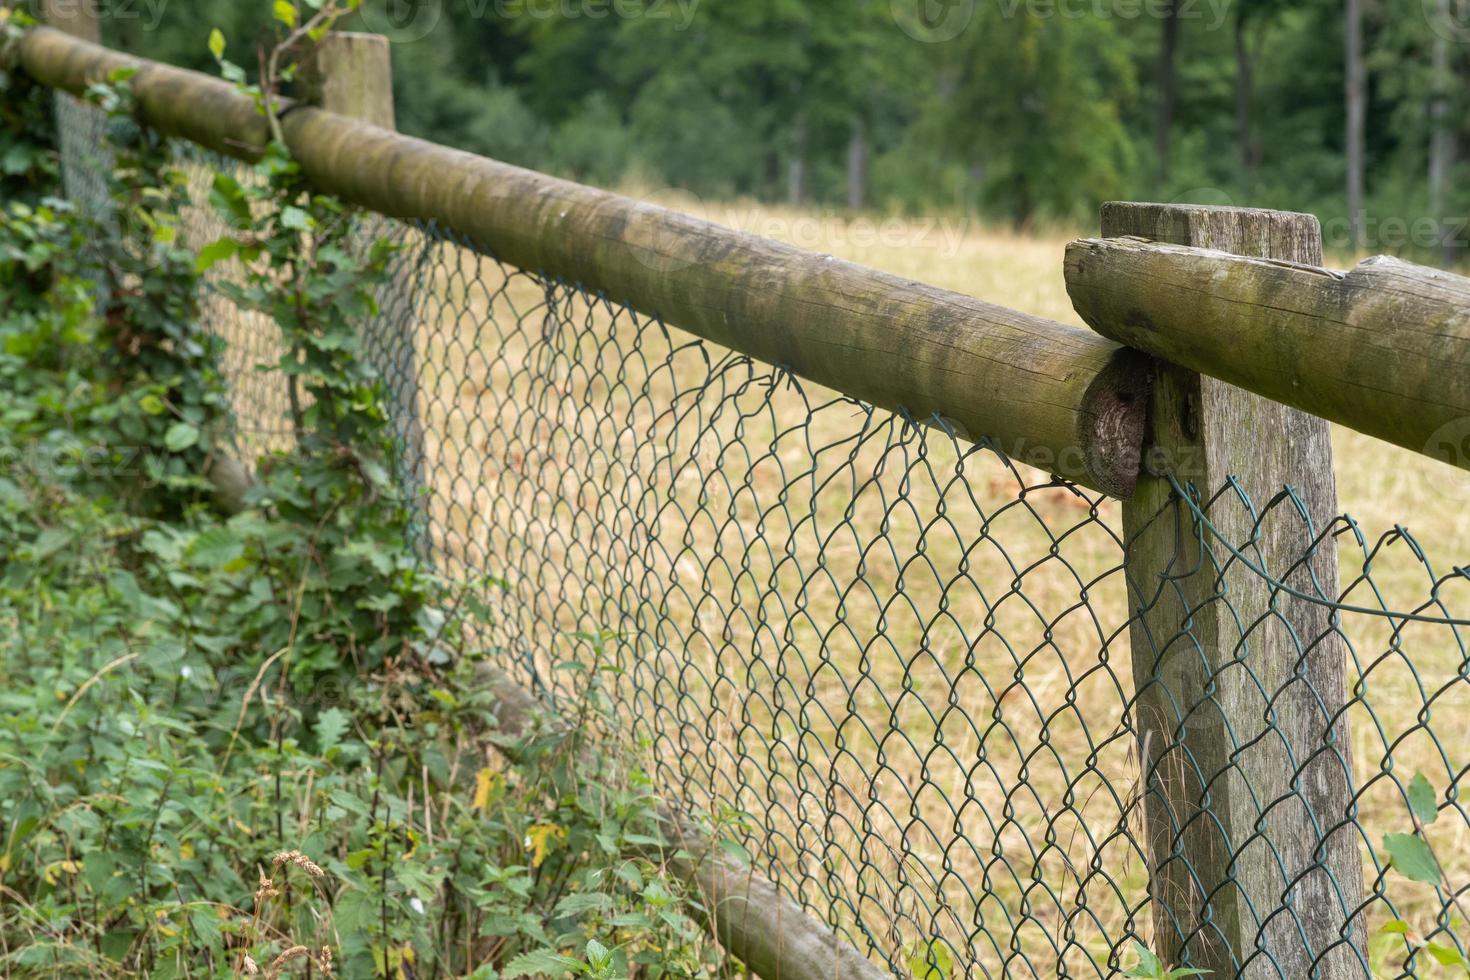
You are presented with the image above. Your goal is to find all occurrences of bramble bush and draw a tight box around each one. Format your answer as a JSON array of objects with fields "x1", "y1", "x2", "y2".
[{"x1": 0, "y1": 8, "x2": 731, "y2": 978}]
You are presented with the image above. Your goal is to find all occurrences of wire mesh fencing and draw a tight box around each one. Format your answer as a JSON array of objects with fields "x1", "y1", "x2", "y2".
[{"x1": 53, "y1": 90, "x2": 1470, "y2": 979}]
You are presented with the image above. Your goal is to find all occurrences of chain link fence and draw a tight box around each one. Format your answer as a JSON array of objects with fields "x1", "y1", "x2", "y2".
[{"x1": 54, "y1": 89, "x2": 1470, "y2": 979}]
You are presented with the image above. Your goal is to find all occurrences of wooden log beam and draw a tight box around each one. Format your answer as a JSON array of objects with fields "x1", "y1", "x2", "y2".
[
  {"x1": 14, "y1": 25, "x2": 1151, "y2": 496},
  {"x1": 1066, "y1": 232, "x2": 1470, "y2": 470}
]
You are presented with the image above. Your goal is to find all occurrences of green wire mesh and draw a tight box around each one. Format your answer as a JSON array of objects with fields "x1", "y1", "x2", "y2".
[{"x1": 53, "y1": 91, "x2": 1470, "y2": 979}]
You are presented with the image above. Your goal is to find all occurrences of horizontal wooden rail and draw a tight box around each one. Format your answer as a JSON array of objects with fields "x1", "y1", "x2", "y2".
[
  {"x1": 15, "y1": 25, "x2": 1151, "y2": 496},
  {"x1": 1066, "y1": 234, "x2": 1470, "y2": 470}
]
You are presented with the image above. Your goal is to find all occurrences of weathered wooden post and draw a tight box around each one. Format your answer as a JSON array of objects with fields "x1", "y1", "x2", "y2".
[
  {"x1": 42, "y1": 0, "x2": 99, "y2": 41},
  {"x1": 1101, "y1": 203, "x2": 1367, "y2": 978},
  {"x1": 300, "y1": 33, "x2": 431, "y2": 558}
]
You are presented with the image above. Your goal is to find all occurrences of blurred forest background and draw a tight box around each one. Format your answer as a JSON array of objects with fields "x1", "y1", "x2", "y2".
[{"x1": 94, "y1": 0, "x2": 1470, "y2": 264}]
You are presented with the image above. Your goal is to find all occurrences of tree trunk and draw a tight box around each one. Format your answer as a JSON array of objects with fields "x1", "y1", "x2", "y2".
[
  {"x1": 788, "y1": 114, "x2": 807, "y2": 207},
  {"x1": 1429, "y1": 0, "x2": 1455, "y2": 266},
  {"x1": 1234, "y1": 11, "x2": 1259, "y2": 171},
  {"x1": 846, "y1": 113, "x2": 867, "y2": 210},
  {"x1": 1155, "y1": 0, "x2": 1181, "y2": 188},
  {"x1": 1345, "y1": 0, "x2": 1366, "y2": 249}
]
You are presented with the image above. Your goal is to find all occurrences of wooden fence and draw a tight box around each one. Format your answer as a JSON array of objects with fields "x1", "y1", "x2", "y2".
[{"x1": 14, "y1": 12, "x2": 1470, "y2": 979}]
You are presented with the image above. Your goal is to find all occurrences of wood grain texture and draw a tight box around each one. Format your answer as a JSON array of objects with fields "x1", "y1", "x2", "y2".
[
  {"x1": 1102, "y1": 203, "x2": 1367, "y2": 978},
  {"x1": 1066, "y1": 236, "x2": 1470, "y2": 469},
  {"x1": 298, "y1": 32, "x2": 395, "y2": 130},
  {"x1": 14, "y1": 25, "x2": 1150, "y2": 495}
]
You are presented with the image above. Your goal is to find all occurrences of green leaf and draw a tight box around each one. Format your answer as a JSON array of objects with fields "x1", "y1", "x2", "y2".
[
  {"x1": 315, "y1": 707, "x2": 349, "y2": 755},
  {"x1": 1384, "y1": 832, "x2": 1442, "y2": 885},
  {"x1": 280, "y1": 206, "x2": 314, "y2": 232},
  {"x1": 189, "y1": 906, "x2": 222, "y2": 947},
  {"x1": 273, "y1": 0, "x2": 299, "y2": 27},
  {"x1": 1407, "y1": 772, "x2": 1439, "y2": 826},
  {"x1": 1124, "y1": 942, "x2": 1162, "y2": 979},
  {"x1": 553, "y1": 891, "x2": 613, "y2": 917},
  {"x1": 501, "y1": 949, "x2": 580, "y2": 978},
  {"x1": 164, "y1": 422, "x2": 200, "y2": 452},
  {"x1": 905, "y1": 939, "x2": 954, "y2": 980},
  {"x1": 195, "y1": 237, "x2": 238, "y2": 273},
  {"x1": 188, "y1": 526, "x2": 243, "y2": 568},
  {"x1": 1425, "y1": 942, "x2": 1470, "y2": 968},
  {"x1": 207, "y1": 28, "x2": 226, "y2": 61}
]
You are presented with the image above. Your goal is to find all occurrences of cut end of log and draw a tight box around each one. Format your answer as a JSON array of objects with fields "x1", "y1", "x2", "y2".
[{"x1": 1078, "y1": 347, "x2": 1152, "y2": 498}]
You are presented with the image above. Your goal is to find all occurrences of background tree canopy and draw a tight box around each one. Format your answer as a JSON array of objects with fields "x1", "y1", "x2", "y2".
[{"x1": 103, "y1": 0, "x2": 1468, "y2": 262}]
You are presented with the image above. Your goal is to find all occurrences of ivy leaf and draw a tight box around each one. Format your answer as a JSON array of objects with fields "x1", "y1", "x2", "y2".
[
  {"x1": 207, "y1": 28, "x2": 226, "y2": 61},
  {"x1": 195, "y1": 237, "x2": 238, "y2": 273},
  {"x1": 164, "y1": 422, "x2": 199, "y2": 452},
  {"x1": 280, "y1": 206, "x2": 314, "y2": 232},
  {"x1": 1407, "y1": 772, "x2": 1439, "y2": 826},
  {"x1": 1384, "y1": 832, "x2": 1442, "y2": 885}
]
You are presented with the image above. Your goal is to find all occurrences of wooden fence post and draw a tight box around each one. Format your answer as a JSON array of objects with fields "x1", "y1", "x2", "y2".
[
  {"x1": 42, "y1": 0, "x2": 99, "y2": 41},
  {"x1": 1108, "y1": 203, "x2": 1367, "y2": 978},
  {"x1": 300, "y1": 33, "x2": 431, "y2": 557}
]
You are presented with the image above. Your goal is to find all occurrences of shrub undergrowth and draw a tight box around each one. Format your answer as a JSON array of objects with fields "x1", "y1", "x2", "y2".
[{"x1": 0, "y1": 8, "x2": 729, "y2": 978}]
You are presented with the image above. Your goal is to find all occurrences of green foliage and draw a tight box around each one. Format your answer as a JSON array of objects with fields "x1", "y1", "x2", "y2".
[
  {"x1": 105, "y1": 0, "x2": 1470, "y2": 261},
  {"x1": 0, "y1": 8, "x2": 59, "y2": 206},
  {"x1": 1122, "y1": 942, "x2": 1210, "y2": 979},
  {"x1": 0, "y1": 15, "x2": 728, "y2": 976},
  {"x1": 1373, "y1": 772, "x2": 1470, "y2": 977}
]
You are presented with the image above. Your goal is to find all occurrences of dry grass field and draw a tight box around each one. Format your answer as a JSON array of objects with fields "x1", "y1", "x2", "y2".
[{"x1": 197, "y1": 186, "x2": 1470, "y2": 977}]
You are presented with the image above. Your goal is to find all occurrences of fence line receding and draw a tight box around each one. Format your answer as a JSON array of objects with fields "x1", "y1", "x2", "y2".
[{"x1": 19, "y1": 20, "x2": 1470, "y2": 980}]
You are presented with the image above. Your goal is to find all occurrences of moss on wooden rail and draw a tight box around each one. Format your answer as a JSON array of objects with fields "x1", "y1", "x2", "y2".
[
  {"x1": 15, "y1": 25, "x2": 1151, "y2": 496},
  {"x1": 1066, "y1": 235, "x2": 1470, "y2": 470}
]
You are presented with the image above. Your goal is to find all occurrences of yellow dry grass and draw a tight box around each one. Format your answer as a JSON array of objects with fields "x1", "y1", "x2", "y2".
[{"x1": 199, "y1": 188, "x2": 1469, "y2": 977}]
